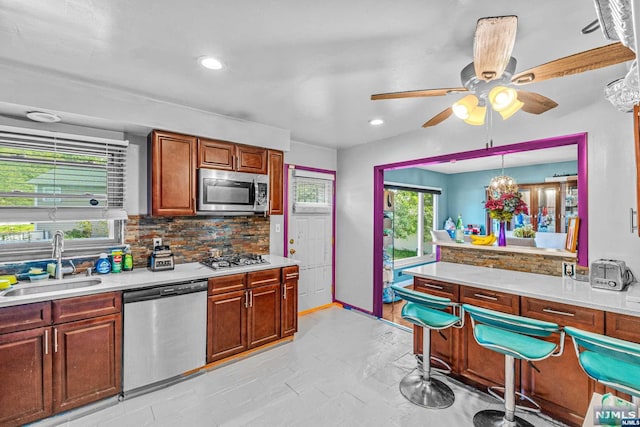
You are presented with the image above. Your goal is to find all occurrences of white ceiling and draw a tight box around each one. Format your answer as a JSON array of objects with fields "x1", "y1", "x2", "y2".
[
  {"x1": 418, "y1": 145, "x2": 577, "y2": 174},
  {"x1": 0, "y1": 1, "x2": 634, "y2": 149}
]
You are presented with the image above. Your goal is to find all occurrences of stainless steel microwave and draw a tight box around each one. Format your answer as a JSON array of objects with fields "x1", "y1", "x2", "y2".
[{"x1": 198, "y1": 169, "x2": 269, "y2": 215}]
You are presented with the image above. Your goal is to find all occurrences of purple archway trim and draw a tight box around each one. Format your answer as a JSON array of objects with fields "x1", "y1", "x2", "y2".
[
  {"x1": 283, "y1": 164, "x2": 337, "y2": 304},
  {"x1": 372, "y1": 133, "x2": 588, "y2": 318}
]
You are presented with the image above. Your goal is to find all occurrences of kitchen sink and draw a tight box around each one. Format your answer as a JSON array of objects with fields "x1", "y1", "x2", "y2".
[{"x1": 3, "y1": 278, "x2": 102, "y2": 296}]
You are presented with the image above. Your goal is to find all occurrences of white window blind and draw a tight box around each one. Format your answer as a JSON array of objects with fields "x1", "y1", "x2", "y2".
[
  {"x1": 0, "y1": 125, "x2": 128, "y2": 222},
  {"x1": 292, "y1": 169, "x2": 334, "y2": 214}
]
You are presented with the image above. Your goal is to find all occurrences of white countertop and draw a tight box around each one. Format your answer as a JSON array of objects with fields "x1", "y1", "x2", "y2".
[
  {"x1": 436, "y1": 240, "x2": 577, "y2": 258},
  {"x1": 402, "y1": 262, "x2": 640, "y2": 317},
  {"x1": 0, "y1": 255, "x2": 299, "y2": 308}
]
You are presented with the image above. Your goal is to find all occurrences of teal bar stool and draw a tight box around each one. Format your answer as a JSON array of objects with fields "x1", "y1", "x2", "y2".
[
  {"x1": 391, "y1": 284, "x2": 464, "y2": 409},
  {"x1": 565, "y1": 326, "x2": 640, "y2": 404},
  {"x1": 463, "y1": 304, "x2": 564, "y2": 427}
]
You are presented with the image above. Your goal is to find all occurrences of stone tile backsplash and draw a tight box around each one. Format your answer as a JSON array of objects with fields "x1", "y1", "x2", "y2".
[{"x1": 125, "y1": 215, "x2": 270, "y2": 268}]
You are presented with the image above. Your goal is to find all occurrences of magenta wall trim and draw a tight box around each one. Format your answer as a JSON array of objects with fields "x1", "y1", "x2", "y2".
[
  {"x1": 336, "y1": 300, "x2": 375, "y2": 316},
  {"x1": 283, "y1": 164, "x2": 337, "y2": 304},
  {"x1": 372, "y1": 133, "x2": 588, "y2": 317}
]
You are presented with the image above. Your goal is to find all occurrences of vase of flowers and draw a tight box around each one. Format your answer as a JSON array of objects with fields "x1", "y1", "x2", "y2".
[{"x1": 484, "y1": 191, "x2": 529, "y2": 247}]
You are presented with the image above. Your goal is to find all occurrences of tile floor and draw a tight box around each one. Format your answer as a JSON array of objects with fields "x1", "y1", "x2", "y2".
[{"x1": 32, "y1": 306, "x2": 567, "y2": 427}]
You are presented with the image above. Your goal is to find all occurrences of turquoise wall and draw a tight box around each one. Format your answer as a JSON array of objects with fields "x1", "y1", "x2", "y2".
[{"x1": 385, "y1": 161, "x2": 577, "y2": 229}]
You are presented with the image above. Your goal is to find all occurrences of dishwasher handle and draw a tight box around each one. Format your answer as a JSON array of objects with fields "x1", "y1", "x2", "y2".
[{"x1": 123, "y1": 280, "x2": 208, "y2": 303}]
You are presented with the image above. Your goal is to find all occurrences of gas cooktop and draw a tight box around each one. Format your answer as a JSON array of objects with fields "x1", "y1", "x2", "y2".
[{"x1": 200, "y1": 254, "x2": 269, "y2": 270}]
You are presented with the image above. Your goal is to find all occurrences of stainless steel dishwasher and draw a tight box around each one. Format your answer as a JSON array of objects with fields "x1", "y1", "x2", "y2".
[{"x1": 122, "y1": 280, "x2": 208, "y2": 396}]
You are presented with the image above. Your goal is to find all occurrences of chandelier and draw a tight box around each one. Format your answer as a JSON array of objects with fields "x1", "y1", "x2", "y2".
[{"x1": 489, "y1": 155, "x2": 518, "y2": 198}]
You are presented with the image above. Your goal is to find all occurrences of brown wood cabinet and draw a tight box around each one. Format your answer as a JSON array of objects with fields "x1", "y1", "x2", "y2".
[
  {"x1": 413, "y1": 278, "x2": 459, "y2": 371},
  {"x1": 198, "y1": 138, "x2": 235, "y2": 170},
  {"x1": 0, "y1": 293, "x2": 122, "y2": 426},
  {"x1": 53, "y1": 314, "x2": 122, "y2": 413},
  {"x1": 281, "y1": 266, "x2": 299, "y2": 337},
  {"x1": 604, "y1": 312, "x2": 640, "y2": 402},
  {"x1": 459, "y1": 286, "x2": 519, "y2": 390},
  {"x1": 197, "y1": 138, "x2": 267, "y2": 174},
  {"x1": 520, "y1": 297, "x2": 603, "y2": 427},
  {"x1": 207, "y1": 268, "x2": 290, "y2": 362},
  {"x1": 151, "y1": 130, "x2": 197, "y2": 216},
  {"x1": 268, "y1": 150, "x2": 284, "y2": 215},
  {"x1": 0, "y1": 325, "x2": 52, "y2": 426}
]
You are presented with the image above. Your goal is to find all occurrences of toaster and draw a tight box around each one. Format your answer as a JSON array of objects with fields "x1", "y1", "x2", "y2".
[
  {"x1": 150, "y1": 246, "x2": 175, "y2": 271},
  {"x1": 590, "y1": 259, "x2": 633, "y2": 291}
]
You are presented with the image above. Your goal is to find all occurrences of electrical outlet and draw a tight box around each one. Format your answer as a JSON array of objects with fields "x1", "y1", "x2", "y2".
[
  {"x1": 153, "y1": 238, "x2": 162, "y2": 248},
  {"x1": 275, "y1": 224, "x2": 281, "y2": 233}
]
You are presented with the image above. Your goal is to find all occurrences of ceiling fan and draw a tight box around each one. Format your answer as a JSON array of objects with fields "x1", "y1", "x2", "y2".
[{"x1": 371, "y1": 15, "x2": 636, "y2": 127}]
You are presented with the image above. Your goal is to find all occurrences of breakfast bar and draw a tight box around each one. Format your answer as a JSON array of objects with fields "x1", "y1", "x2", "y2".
[{"x1": 402, "y1": 262, "x2": 640, "y2": 426}]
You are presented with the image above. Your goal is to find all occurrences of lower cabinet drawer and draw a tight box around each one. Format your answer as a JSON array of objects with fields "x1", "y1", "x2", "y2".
[
  {"x1": 414, "y1": 278, "x2": 457, "y2": 299},
  {"x1": 461, "y1": 286, "x2": 518, "y2": 312},
  {"x1": 52, "y1": 292, "x2": 121, "y2": 324},
  {"x1": 521, "y1": 297, "x2": 604, "y2": 331},
  {"x1": 0, "y1": 302, "x2": 51, "y2": 334}
]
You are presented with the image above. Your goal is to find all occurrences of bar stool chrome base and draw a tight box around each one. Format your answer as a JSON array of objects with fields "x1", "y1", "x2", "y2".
[
  {"x1": 473, "y1": 409, "x2": 534, "y2": 427},
  {"x1": 399, "y1": 370, "x2": 455, "y2": 409}
]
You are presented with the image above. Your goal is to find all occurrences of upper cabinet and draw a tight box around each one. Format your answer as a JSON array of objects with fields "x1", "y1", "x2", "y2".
[
  {"x1": 151, "y1": 130, "x2": 197, "y2": 216},
  {"x1": 198, "y1": 138, "x2": 267, "y2": 174},
  {"x1": 268, "y1": 150, "x2": 284, "y2": 215},
  {"x1": 151, "y1": 130, "x2": 280, "y2": 216}
]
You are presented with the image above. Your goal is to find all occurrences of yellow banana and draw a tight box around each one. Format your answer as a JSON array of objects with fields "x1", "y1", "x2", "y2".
[{"x1": 471, "y1": 234, "x2": 496, "y2": 245}]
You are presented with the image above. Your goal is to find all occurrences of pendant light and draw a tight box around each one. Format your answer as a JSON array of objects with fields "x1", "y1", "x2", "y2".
[{"x1": 489, "y1": 154, "x2": 518, "y2": 198}]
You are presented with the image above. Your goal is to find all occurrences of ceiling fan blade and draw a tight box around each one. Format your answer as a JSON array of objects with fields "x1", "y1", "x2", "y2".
[
  {"x1": 422, "y1": 107, "x2": 453, "y2": 128},
  {"x1": 512, "y1": 42, "x2": 636, "y2": 85},
  {"x1": 517, "y1": 90, "x2": 558, "y2": 114},
  {"x1": 474, "y1": 15, "x2": 518, "y2": 81},
  {"x1": 371, "y1": 87, "x2": 467, "y2": 100}
]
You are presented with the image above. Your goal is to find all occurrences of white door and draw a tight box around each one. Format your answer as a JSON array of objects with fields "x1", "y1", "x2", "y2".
[{"x1": 287, "y1": 167, "x2": 334, "y2": 312}]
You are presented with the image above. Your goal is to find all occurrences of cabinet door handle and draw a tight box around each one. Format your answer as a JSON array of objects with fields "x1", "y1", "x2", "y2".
[
  {"x1": 542, "y1": 308, "x2": 575, "y2": 317},
  {"x1": 283, "y1": 283, "x2": 287, "y2": 300},
  {"x1": 44, "y1": 329, "x2": 49, "y2": 355},
  {"x1": 251, "y1": 278, "x2": 276, "y2": 286},
  {"x1": 249, "y1": 290, "x2": 253, "y2": 307},
  {"x1": 474, "y1": 293, "x2": 498, "y2": 301},
  {"x1": 422, "y1": 283, "x2": 444, "y2": 290},
  {"x1": 54, "y1": 328, "x2": 58, "y2": 353},
  {"x1": 285, "y1": 273, "x2": 299, "y2": 279},
  {"x1": 244, "y1": 291, "x2": 249, "y2": 308}
]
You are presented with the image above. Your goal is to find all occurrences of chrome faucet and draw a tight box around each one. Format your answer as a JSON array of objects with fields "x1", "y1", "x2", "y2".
[{"x1": 52, "y1": 230, "x2": 64, "y2": 280}]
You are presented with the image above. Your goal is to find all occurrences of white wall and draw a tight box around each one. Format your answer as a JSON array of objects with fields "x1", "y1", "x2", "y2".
[{"x1": 336, "y1": 101, "x2": 640, "y2": 312}]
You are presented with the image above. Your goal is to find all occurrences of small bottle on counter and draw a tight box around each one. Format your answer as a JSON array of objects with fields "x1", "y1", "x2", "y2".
[
  {"x1": 455, "y1": 214, "x2": 465, "y2": 243},
  {"x1": 123, "y1": 245, "x2": 133, "y2": 271},
  {"x1": 95, "y1": 253, "x2": 111, "y2": 274},
  {"x1": 111, "y1": 250, "x2": 123, "y2": 273}
]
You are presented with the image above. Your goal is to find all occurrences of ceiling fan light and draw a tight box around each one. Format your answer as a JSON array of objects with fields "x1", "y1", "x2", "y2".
[
  {"x1": 497, "y1": 98, "x2": 524, "y2": 119},
  {"x1": 452, "y1": 95, "x2": 478, "y2": 119},
  {"x1": 488, "y1": 86, "x2": 518, "y2": 111},
  {"x1": 464, "y1": 105, "x2": 486, "y2": 125}
]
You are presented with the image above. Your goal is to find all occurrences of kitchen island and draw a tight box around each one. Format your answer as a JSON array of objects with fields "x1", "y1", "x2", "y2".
[{"x1": 402, "y1": 262, "x2": 640, "y2": 426}]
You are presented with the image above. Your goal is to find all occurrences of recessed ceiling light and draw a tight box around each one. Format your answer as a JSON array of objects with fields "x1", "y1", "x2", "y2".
[
  {"x1": 198, "y1": 56, "x2": 224, "y2": 70},
  {"x1": 26, "y1": 111, "x2": 61, "y2": 123},
  {"x1": 369, "y1": 118, "x2": 384, "y2": 126}
]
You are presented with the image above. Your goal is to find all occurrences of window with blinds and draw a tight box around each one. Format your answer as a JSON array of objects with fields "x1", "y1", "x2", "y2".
[
  {"x1": 0, "y1": 125, "x2": 128, "y2": 255},
  {"x1": 292, "y1": 169, "x2": 334, "y2": 214}
]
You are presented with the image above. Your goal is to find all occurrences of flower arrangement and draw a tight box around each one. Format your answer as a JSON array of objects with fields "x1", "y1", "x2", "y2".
[{"x1": 484, "y1": 191, "x2": 529, "y2": 222}]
